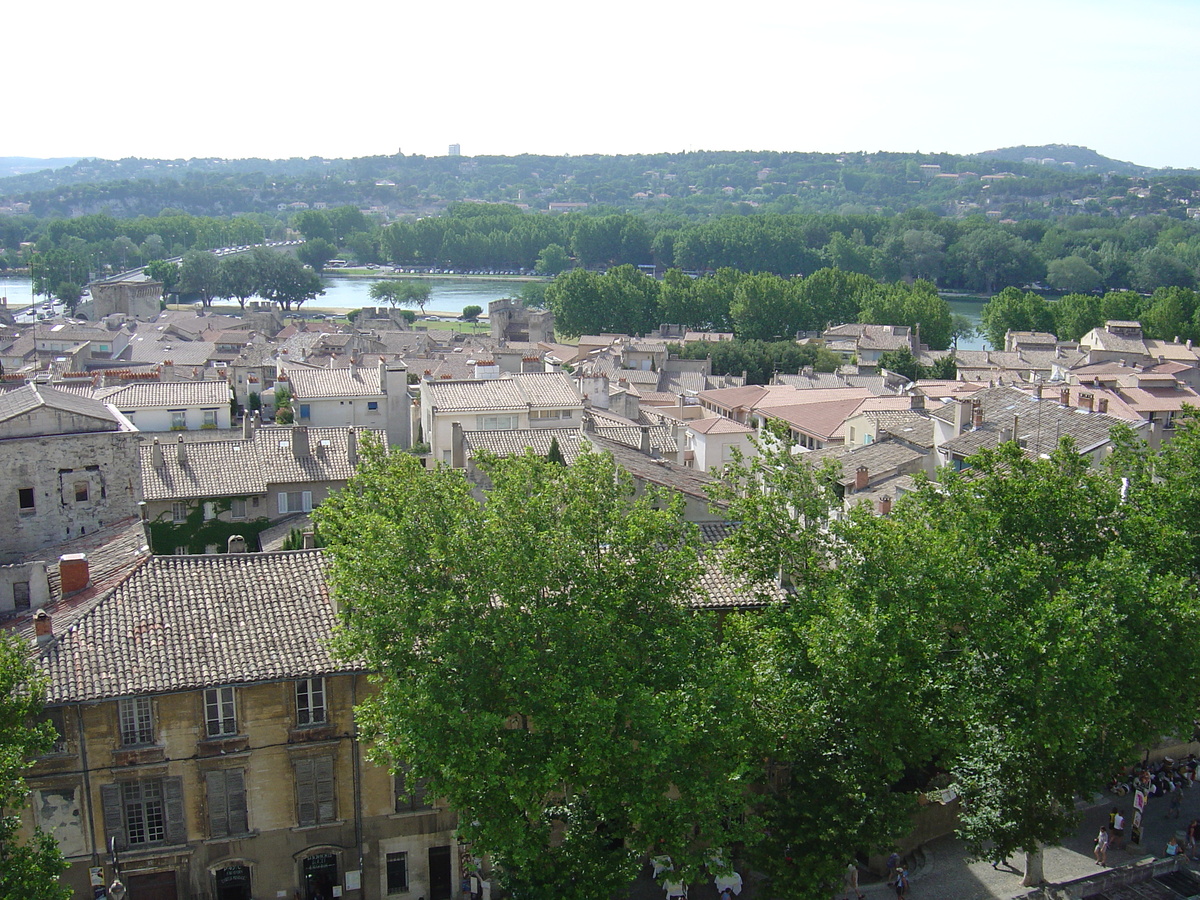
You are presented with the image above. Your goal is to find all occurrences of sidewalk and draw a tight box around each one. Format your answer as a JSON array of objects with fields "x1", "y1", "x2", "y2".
[{"x1": 844, "y1": 784, "x2": 1200, "y2": 900}]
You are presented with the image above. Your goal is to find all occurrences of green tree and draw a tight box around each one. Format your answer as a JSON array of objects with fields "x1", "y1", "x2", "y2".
[
  {"x1": 369, "y1": 280, "x2": 432, "y2": 315},
  {"x1": 953, "y1": 229, "x2": 1043, "y2": 294},
  {"x1": 1049, "y1": 292, "x2": 1103, "y2": 342},
  {"x1": 254, "y1": 250, "x2": 324, "y2": 311},
  {"x1": 460, "y1": 304, "x2": 482, "y2": 321},
  {"x1": 145, "y1": 259, "x2": 181, "y2": 295},
  {"x1": 0, "y1": 633, "x2": 71, "y2": 900},
  {"x1": 179, "y1": 250, "x2": 221, "y2": 308},
  {"x1": 274, "y1": 386, "x2": 294, "y2": 424},
  {"x1": 1045, "y1": 255, "x2": 1102, "y2": 294},
  {"x1": 53, "y1": 282, "x2": 83, "y2": 312},
  {"x1": 317, "y1": 447, "x2": 757, "y2": 899},
  {"x1": 297, "y1": 238, "x2": 338, "y2": 273},
  {"x1": 535, "y1": 243, "x2": 571, "y2": 275},
  {"x1": 979, "y1": 287, "x2": 1055, "y2": 349},
  {"x1": 877, "y1": 346, "x2": 921, "y2": 381},
  {"x1": 218, "y1": 253, "x2": 260, "y2": 310}
]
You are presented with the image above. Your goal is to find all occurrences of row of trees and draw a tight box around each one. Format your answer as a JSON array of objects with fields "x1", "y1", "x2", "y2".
[
  {"x1": 980, "y1": 285, "x2": 1200, "y2": 347},
  {"x1": 317, "y1": 419, "x2": 1200, "y2": 899},
  {"x1": 545, "y1": 264, "x2": 970, "y2": 349},
  {"x1": 155, "y1": 248, "x2": 324, "y2": 311}
]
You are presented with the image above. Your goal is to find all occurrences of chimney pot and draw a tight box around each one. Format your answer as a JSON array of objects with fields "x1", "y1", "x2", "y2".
[
  {"x1": 855, "y1": 466, "x2": 869, "y2": 491},
  {"x1": 59, "y1": 553, "x2": 90, "y2": 594},
  {"x1": 34, "y1": 610, "x2": 52, "y2": 645},
  {"x1": 878, "y1": 495, "x2": 893, "y2": 516},
  {"x1": 1060, "y1": 387, "x2": 1071, "y2": 406},
  {"x1": 971, "y1": 398, "x2": 984, "y2": 429}
]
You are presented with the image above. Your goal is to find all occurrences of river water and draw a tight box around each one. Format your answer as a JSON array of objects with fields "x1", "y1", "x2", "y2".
[{"x1": 0, "y1": 273, "x2": 990, "y2": 350}]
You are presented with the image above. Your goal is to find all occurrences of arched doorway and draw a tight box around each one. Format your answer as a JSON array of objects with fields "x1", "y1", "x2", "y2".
[
  {"x1": 213, "y1": 864, "x2": 252, "y2": 900},
  {"x1": 302, "y1": 852, "x2": 338, "y2": 900}
]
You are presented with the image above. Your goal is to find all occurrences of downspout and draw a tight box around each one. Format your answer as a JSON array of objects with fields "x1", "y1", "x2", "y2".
[
  {"x1": 77, "y1": 705, "x2": 99, "y2": 867},
  {"x1": 351, "y1": 673, "x2": 364, "y2": 893}
]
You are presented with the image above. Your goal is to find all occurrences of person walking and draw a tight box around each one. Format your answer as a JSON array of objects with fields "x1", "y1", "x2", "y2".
[
  {"x1": 1094, "y1": 826, "x2": 1109, "y2": 866},
  {"x1": 894, "y1": 866, "x2": 909, "y2": 898},
  {"x1": 1186, "y1": 818, "x2": 1199, "y2": 858},
  {"x1": 885, "y1": 852, "x2": 900, "y2": 886},
  {"x1": 1111, "y1": 808, "x2": 1126, "y2": 850},
  {"x1": 844, "y1": 862, "x2": 864, "y2": 900}
]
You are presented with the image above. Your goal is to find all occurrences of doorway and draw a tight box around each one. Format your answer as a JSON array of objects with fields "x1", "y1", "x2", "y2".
[
  {"x1": 214, "y1": 865, "x2": 251, "y2": 900},
  {"x1": 428, "y1": 845, "x2": 452, "y2": 900},
  {"x1": 302, "y1": 853, "x2": 338, "y2": 900},
  {"x1": 127, "y1": 870, "x2": 177, "y2": 900}
]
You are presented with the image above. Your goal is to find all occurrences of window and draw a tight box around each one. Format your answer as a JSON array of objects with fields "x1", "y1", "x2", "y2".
[
  {"x1": 394, "y1": 765, "x2": 433, "y2": 813},
  {"x1": 530, "y1": 409, "x2": 564, "y2": 420},
  {"x1": 296, "y1": 678, "x2": 326, "y2": 726},
  {"x1": 294, "y1": 756, "x2": 335, "y2": 826},
  {"x1": 231, "y1": 498, "x2": 247, "y2": 520},
  {"x1": 202, "y1": 409, "x2": 217, "y2": 427},
  {"x1": 299, "y1": 404, "x2": 311, "y2": 420},
  {"x1": 172, "y1": 502, "x2": 188, "y2": 524},
  {"x1": 205, "y1": 769, "x2": 248, "y2": 837},
  {"x1": 204, "y1": 687, "x2": 237, "y2": 737},
  {"x1": 18, "y1": 488, "x2": 35, "y2": 513},
  {"x1": 203, "y1": 502, "x2": 217, "y2": 521},
  {"x1": 386, "y1": 852, "x2": 409, "y2": 894},
  {"x1": 174, "y1": 546, "x2": 189, "y2": 556},
  {"x1": 367, "y1": 401, "x2": 379, "y2": 411},
  {"x1": 477, "y1": 414, "x2": 517, "y2": 430},
  {"x1": 118, "y1": 697, "x2": 154, "y2": 746},
  {"x1": 101, "y1": 777, "x2": 185, "y2": 849},
  {"x1": 37, "y1": 708, "x2": 67, "y2": 755},
  {"x1": 170, "y1": 410, "x2": 186, "y2": 429},
  {"x1": 74, "y1": 482, "x2": 90, "y2": 503},
  {"x1": 13, "y1": 581, "x2": 30, "y2": 612},
  {"x1": 278, "y1": 491, "x2": 314, "y2": 515}
]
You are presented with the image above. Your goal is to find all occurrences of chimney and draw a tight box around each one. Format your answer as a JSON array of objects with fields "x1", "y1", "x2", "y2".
[
  {"x1": 909, "y1": 391, "x2": 925, "y2": 411},
  {"x1": 878, "y1": 495, "x2": 893, "y2": 516},
  {"x1": 379, "y1": 356, "x2": 388, "y2": 391},
  {"x1": 59, "y1": 553, "x2": 90, "y2": 594},
  {"x1": 953, "y1": 397, "x2": 970, "y2": 435},
  {"x1": 152, "y1": 438, "x2": 164, "y2": 469},
  {"x1": 1060, "y1": 387, "x2": 1071, "y2": 406},
  {"x1": 302, "y1": 531, "x2": 316, "y2": 549},
  {"x1": 176, "y1": 436, "x2": 187, "y2": 465},
  {"x1": 639, "y1": 424, "x2": 652, "y2": 455},
  {"x1": 292, "y1": 425, "x2": 310, "y2": 459},
  {"x1": 451, "y1": 421, "x2": 465, "y2": 468},
  {"x1": 971, "y1": 398, "x2": 983, "y2": 429},
  {"x1": 242, "y1": 409, "x2": 253, "y2": 439},
  {"x1": 855, "y1": 466, "x2": 869, "y2": 491},
  {"x1": 347, "y1": 427, "x2": 358, "y2": 467},
  {"x1": 1034, "y1": 382, "x2": 1043, "y2": 400},
  {"x1": 1080, "y1": 391, "x2": 1094, "y2": 412},
  {"x1": 34, "y1": 610, "x2": 53, "y2": 647},
  {"x1": 227, "y1": 535, "x2": 247, "y2": 553},
  {"x1": 1098, "y1": 397, "x2": 1109, "y2": 414}
]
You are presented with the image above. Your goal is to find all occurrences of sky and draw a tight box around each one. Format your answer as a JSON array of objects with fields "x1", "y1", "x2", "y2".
[{"x1": 9, "y1": 0, "x2": 1199, "y2": 169}]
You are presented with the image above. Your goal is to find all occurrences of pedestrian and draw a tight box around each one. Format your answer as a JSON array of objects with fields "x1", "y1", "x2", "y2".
[
  {"x1": 1111, "y1": 808, "x2": 1126, "y2": 850},
  {"x1": 1170, "y1": 788, "x2": 1183, "y2": 819},
  {"x1": 1187, "y1": 818, "x2": 1199, "y2": 858},
  {"x1": 844, "y1": 862, "x2": 864, "y2": 900},
  {"x1": 1167, "y1": 836, "x2": 1183, "y2": 857},
  {"x1": 885, "y1": 851, "x2": 900, "y2": 886},
  {"x1": 1094, "y1": 826, "x2": 1109, "y2": 866},
  {"x1": 894, "y1": 866, "x2": 909, "y2": 898}
]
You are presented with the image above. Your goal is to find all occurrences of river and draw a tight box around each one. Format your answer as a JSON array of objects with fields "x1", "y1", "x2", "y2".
[{"x1": 0, "y1": 274, "x2": 992, "y2": 349}]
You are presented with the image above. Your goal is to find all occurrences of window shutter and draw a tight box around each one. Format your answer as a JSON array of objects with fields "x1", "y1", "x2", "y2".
[
  {"x1": 206, "y1": 770, "x2": 229, "y2": 837},
  {"x1": 277, "y1": 493, "x2": 287, "y2": 515},
  {"x1": 315, "y1": 755, "x2": 335, "y2": 823},
  {"x1": 295, "y1": 758, "x2": 316, "y2": 826},
  {"x1": 100, "y1": 783, "x2": 127, "y2": 851},
  {"x1": 163, "y1": 776, "x2": 186, "y2": 845},
  {"x1": 302, "y1": 491, "x2": 313, "y2": 512},
  {"x1": 227, "y1": 769, "x2": 248, "y2": 835}
]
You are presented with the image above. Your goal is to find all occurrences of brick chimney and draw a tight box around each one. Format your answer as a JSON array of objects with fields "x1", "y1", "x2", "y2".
[
  {"x1": 1060, "y1": 387, "x2": 1071, "y2": 406},
  {"x1": 292, "y1": 425, "x2": 310, "y2": 459},
  {"x1": 34, "y1": 610, "x2": 53, "y2": 647},
  {"x1": 878, "y1": 495, "x2": 892, "y2": 516},
  {"x1": 1097, "y1": 397, "x2": 1109, "y2": 414},
  {"x1": 909, "y1": 391, "x2": 925, "y2": 411},
  {"x1": 971, "y1": 398, "x2": 983, "y2": 429},
  {"x1": 59, "y1": 553, "x2": 90, "y2": 594},
  {"x1": 855, "y1": 466, "x2": 869, "y2": 491},
  {"x1": 1080, "y1": 391, "x2": 1094, "y2": 412}
]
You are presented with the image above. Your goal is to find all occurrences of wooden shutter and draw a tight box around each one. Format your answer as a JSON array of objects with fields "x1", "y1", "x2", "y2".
[
  {"x1": 302, "y1": 491, "x2": 313, "y2": 512},
  {"x1": 163, "y1": 776, "x2": 186, "y2": 845},
  {"x1": 226, "y1": 769, "x2": 247, "y2": 835},
  {"x1": 277, "y1": 492, "x2": 288, "y2": 515},
  {"x1": 100, "y1": 783, "x2": 127, "y2": 851},
  {"x1": 206, "y1": 770, "x2": 229, "y2": 837},
  {"x1": 315, "y1": 756, "x2": 335, "y2": 823},
  {"x1": 295, "y1": 758, "x2": 316, "y2": 826}
]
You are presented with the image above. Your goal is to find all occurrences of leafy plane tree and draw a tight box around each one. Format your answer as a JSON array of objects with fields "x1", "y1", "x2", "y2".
[
  {"x1": 317, "y1": 447, "x2": 756, "y2": 899},
  {"x1": 0, "y1": 632, "x2": 70, "y2": 900}
]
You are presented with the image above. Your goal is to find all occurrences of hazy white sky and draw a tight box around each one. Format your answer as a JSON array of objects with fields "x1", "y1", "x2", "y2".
[{"x1": 11, "y1": 0, "x2": 1198, "y2": 169}]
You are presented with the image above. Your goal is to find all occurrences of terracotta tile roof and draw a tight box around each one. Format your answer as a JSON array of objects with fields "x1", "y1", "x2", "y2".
[
  {"x1": 464, "y1": 428, "x2": 583, "y2": 464},
  {"x1": 98, "y1": 381, "x2": 232, "y2": 408},
  {"x1": 34, "y1": 550, "x2": 348, "y2": 703},
  {"x1": 592, "y1": 424, "x2": 679, "y2": 453},
  {"x1": 284, "y1": 364, "x2": 384, "y2": 399},
  {"x1": 689, "y1": 416, "x2": 754, "y2": 435},
  {"x1": 255, "y1": 426, "x2": 380, "y2": 486},
  {"x1": 0, "y1": 383, "x2": 120, "y2": 426}
]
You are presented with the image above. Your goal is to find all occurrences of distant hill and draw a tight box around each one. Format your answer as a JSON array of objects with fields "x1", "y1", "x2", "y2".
[
  {"x1": 0, "y1": 157, "x2": 83, "y2": 179},
  {"x1": 974, "y1": 144, "x2": 1147, "y2": 175}
]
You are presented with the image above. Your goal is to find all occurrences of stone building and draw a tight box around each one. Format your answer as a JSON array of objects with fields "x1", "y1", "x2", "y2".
[
  {"x1": 17, "y1": 550, "x2": 461, "y2": 900},
  {"x1": 89, "y1": 272, "x2": 164, "y2": 320},
  {"x1": 488, "y1": 298, "x2": 554, "y2": 343},
  {"x1": 0, "y1": 385, "x2": 141, "y2": 563}
]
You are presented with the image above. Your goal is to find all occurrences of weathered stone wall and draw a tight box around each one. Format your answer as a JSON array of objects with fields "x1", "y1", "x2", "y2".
[{"x1": 0, "y1": 431, "x2": 142, "y2": 562}]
